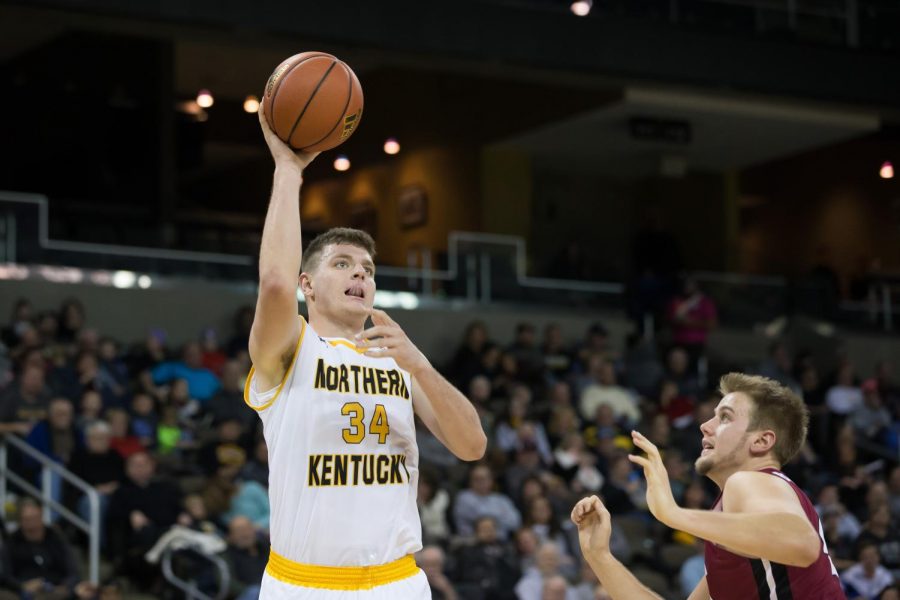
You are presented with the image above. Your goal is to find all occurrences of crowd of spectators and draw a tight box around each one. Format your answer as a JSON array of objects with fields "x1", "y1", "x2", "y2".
[{"x1": 0, "y1": 294, "x2": 898, "y2": 600}]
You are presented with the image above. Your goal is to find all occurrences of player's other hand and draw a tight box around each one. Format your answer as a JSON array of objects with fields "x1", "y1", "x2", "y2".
[
  {"x1": 258, "y1": 104, "x2": 319, "y2": 174},
  {"x1": 629, "y1": 430, "x2": 679, "y2": 526},
  {"x1": 356, "y1": 309, "x2": 430, "y2": 375},
  {"x1": 571, "y1": 495, "x2": 612, "y2": 557}
]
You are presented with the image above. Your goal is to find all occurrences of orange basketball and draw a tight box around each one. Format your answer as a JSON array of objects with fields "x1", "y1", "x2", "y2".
[{"x1": 262, "y1": 52, "x2": 364, "y2": 152}]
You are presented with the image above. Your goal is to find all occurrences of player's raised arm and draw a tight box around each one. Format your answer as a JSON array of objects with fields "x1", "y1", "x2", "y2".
[
  {"x1": 628, "y1": 431, "x2": 821, "y2": 568},
  {"x1": 357, "y1": 309, "x2": 487, "y2": 461},
  {"x1": 571, "y1": 496, "x2": 665, "y2": 600},
  {"x1": 250, "y1": 106, "x2": 319, "y2": 386}
]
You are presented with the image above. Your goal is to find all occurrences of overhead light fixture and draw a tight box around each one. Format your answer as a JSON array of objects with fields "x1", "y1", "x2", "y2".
[
  {"x1": 383, "y1": 138, "x2": 400, "y2": 155},
  {"x1": 243, "y1": 95, "x2": 260, "y2": 113},
  {"x1": 196, "y1": 89, "x2": 214, "y2": 108},
  {"x1": 571, "y1": 0, "x2": 592, "y2": 16},
  {"x1": 334, "y1": 155, "x2": 351, "y2": 171},
  {"x1": 880, "y1": 161, "x2": 894, "y2": 179}
]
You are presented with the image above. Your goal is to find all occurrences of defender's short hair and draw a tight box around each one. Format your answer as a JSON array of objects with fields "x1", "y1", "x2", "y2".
[{"x1": 301, "y1": 228, "x2": 376, "y2": 274}]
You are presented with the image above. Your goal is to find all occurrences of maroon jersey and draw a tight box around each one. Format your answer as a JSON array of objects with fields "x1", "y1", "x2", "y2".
[{"x1": 704, "y1": 468, "x2": 846, "y2": 599}]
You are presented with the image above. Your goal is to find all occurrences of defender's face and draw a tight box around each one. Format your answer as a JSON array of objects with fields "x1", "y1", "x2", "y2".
[
  {"x1": 304, "y1": 244, "x2": 376, "y2": 319},
  {"x1": 695, "y1": 392, "x2": 753, "y2": 477}
]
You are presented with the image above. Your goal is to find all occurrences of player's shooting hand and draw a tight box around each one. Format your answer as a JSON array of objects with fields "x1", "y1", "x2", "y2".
[
  {"x1": 629, "y1": 430, "x2": 680, "y2": 527},
  {"x1": 356, "y1": 309, "x2": 430, "y2": 375},
  {"x1": 571, "y1": 495, "x2": 612, "y2": 557},
  {"x1": 258, "y1": 104, "x2": 319, "y2": 174}
]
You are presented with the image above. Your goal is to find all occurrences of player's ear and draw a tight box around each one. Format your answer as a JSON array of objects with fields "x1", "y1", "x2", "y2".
[
  {"x1": 299, "y1": 272, "x2": 314, "y2": 299},
  {"x1": 751, "y1": 430, "x2": 776, "y2": 455}
]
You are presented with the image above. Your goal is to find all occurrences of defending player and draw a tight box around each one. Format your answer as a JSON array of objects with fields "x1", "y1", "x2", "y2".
[
  {"x1": 247, "y1": 106, "x2": 487, "y2": 599},
  {"x1": 572, "y1": 373, "x2": 846, "y2": 599}
]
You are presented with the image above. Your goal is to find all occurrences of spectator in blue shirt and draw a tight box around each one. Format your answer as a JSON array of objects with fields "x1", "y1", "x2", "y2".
[{"x1": 151, "y1": 342, "x2": 219, "y2": 402}]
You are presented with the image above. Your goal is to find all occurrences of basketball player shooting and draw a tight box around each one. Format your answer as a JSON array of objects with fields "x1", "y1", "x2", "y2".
[
  {"x1": 572, "y1": 373, "x2": 846, "y2": 599},
  {"x1": 246, "y1": 106, "x2": 487, "y2": 599}
]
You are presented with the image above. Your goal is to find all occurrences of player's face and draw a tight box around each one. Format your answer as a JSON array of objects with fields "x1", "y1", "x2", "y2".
[
  {"x1": 306, "y1": 243, "x2": 376, "y2": 319},
  {"x1": 695, "y1": 393, "x2": 753, "y2": 478}
]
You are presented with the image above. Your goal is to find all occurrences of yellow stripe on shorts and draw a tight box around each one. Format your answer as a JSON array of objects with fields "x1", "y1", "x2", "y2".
[{"x1": 265, "y1": 549, "x2": 419, "y2": 590}]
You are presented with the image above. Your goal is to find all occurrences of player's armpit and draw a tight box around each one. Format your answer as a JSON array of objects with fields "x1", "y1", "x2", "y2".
[
  {"x1": 249, "y1": 296, "x2": 301, "y2": 390},
  {"x1": 686, "y1": 576, "x2": 710, "y2": 600}
]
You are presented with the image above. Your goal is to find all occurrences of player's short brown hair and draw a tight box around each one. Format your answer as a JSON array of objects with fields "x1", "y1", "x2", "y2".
[
  {"x1": 719, "y1": 372, "x2": 808, "y2": 466},
  {"x1": 301, "y1": 227, "x2": 376, "y2": 273}
]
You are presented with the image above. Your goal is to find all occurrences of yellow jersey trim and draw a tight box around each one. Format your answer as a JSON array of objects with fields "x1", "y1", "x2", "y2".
[
  {"x1": 243, "y1": 317, "x2": 306, "y2": 412},
  {"x1": 327, "y1": 339, "x2": 367, "y2": 354},
  {"x1": 265, "y1": 549, "x2": 419, "y2": 590}
]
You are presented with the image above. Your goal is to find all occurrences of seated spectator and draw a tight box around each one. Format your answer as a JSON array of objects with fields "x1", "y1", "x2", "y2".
[
  {"x1": 224, "y1": 516, "x2": 267, "y2": 600},
  {"x1": 202, "y1": 457, "x2": 269, "y2": 533},
  {"x1": 178, "y1": 494, "x2": 220, "y2": 534},
  {"x1": 524, "y1": 496, "x2": 575, "y2": 569},
  {"x1": 571, "y1": 560, "x2": 600, "y2": 600},
  {"x1": 843, "y1": 544, "x2": 894, "y2": 600},
  {"x1": 663, "y1": 347, "x2": 702, "y2": 402},
  {"x1": 756, "y1": 341, "x2": 801, "y2": 395},
  {"x1": 198, "y1": 417, "x2": 248, "y2": 475},
  {"x1": 68, "y1": 420, "x2": 124, "y2": 544},
  {"x1": 622, "y1": 336, "x2": 663, "y2": 399},
  {"x1": 57, "y1": 298, "x2": 85, "y2": 344},
  {"x1": 453, "y1": 516, "x2": 520, "y2": 600},
  {"x1": 889, "y1": 466, "x2": 900, "y2": 520},
  {"x1": 25, "y1": 397, "x2": 81, "y2": 466},
  {"x1": 514, "y1": 542, "x2": 577, "y2": 600},
  {"x1": 129, "y1": 393, "x2": 158, "y2": 448},
  {"x1": 75, "y1": 390, "x2": 104, "y2": 433},
  {"x1": 495, "y1": 386, "x2": 552, "y2": 464},
  {"x1": 821, "y1": 506, "x2": 859, "y2": 571},
  {"x1": 600, "y1": 454, "x2": 645, "y2": 515},
  {"x1": 658, "y1": 379, "x2": 695, "y2": 430},
  {"x1": 448, "y1": 321, "x2": 489, "y2": 388},
  {"x1": 105, "y1": 408, "x2": 144, "y2": 458},
  {"x1": 418, "y1": 470, "x2": 450, "y2": 546},
  {"x1": 574, "y1": 324, "x2": 614, "y2": 374},
  {"x1": 454, "y1": 464, "x2": 522, "y2": 540},
  {"x1": 106, "y1": 452, "x2": 185, "y2": 587},
  {"x1": 542, "y1": 575, "x2": 575, "y2": 600},
  {"x1": 827, "y1": 362, "x2": 864, "y2": 417},
  {"x1": 126, "y1": 330, "x2": 169, "y2": 376},
  {"x1": 206, "y1": 360, "x2": 255, "y2": 432},
  {"x1": 6, "y1": 498, "x2": 86, "y2": 599},
  {"x1": 507, "y1": 323, "x2": 543, "y2": 384},
  {"x1": 856, "y1": 504, "x2": 900, "y2": 579},
  {"x1": 239, "y1": 438, "x2": 269, "y2": 489},
  {"x1": 850, "y1": 380, "x2": 893, "y2": 446},
  {"x1": 418, "y1": 546, "x2": 458, "y2": 600},
  {"x1": 151, "y1": 342, "x2": 220, "y2": 403},
  {"x1": 167, "y1": 378, "x2": 201, "y2": 425},
  {"x1": 0, "y1": 364, "x2": 52, "y2": 435},
  {"x1": 199, "y1": 328, "x2": 227, "y2": 376},
  {"x1": 542, "y1": 323, "x2": 573, "y2": 383},
  {"x1": 1, "y1": 298, "x2": 33, "y2": 349},
  {"x1": 547, "y1": 406, "x2": 581, "y2": 449},
  {"x1": 579, "y1": 358, "x2": 639, "y2": 428},
  {"x1": 815, "y1": 484, "x2": 862, "y2": 541},
  {"x1": 155, "y1": 405, "x2": 195, "y2": 457}
]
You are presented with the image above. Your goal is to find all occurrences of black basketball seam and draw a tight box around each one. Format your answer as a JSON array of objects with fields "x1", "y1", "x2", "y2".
[
  {"x1": 269, "y1": 53, "x2": 328, "y2": 139},
  {"x1": 286, "y1": 59, "x2": 338, "y2": 149},
  {"x1": 301, "y1": 61, "x2": 355, "y2": 151}
]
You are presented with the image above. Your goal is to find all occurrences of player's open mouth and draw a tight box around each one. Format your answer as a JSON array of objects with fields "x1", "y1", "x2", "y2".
[
  {"x1": 345, "y1": 287, "x2": 365, "y2": 299},
  {"x1": 701, "y1": 439, "x2": 714, "y2": 455}
]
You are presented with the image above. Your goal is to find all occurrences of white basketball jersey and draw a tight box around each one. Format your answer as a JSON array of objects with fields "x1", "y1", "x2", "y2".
[{"x1": 244, "y1": 317, "x2": 422, "y2": 567}]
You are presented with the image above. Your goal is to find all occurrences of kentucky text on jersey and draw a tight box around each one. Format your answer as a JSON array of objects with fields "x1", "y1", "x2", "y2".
[
  {"x1": 307, "y1": 453, "x2": 410, "y2": 487},
  {"x1": 313, "y1": 358, "x2": 410, "y2": 400}
]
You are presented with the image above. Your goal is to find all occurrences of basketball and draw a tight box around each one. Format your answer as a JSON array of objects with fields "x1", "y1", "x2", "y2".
[{"x1": 262, "y1": 51, "x2": 364, "y2": 152}]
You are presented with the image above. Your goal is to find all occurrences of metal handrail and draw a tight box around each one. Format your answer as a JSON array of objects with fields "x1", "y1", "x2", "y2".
[
  {"x1": 161, "y1": 545, "x2": 230, "y2": 600},
  {"x1": 0, "y1": 433, "x2": 101, "y2": 584}
]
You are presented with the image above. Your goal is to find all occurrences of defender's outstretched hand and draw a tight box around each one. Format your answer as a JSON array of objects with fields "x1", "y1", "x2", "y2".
[
  {"x1": 258, "y1": 104, "x2": 319, "y2": 173},
  {"x1": 571, "y1": 495, "x2": 613, "y2": 556},
  {"x1": 628, "y1": 430, "x2": 679, "y2": 526},
  {"x1": 356, "y1": 309, "x2": 430, "y2": 375}
]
